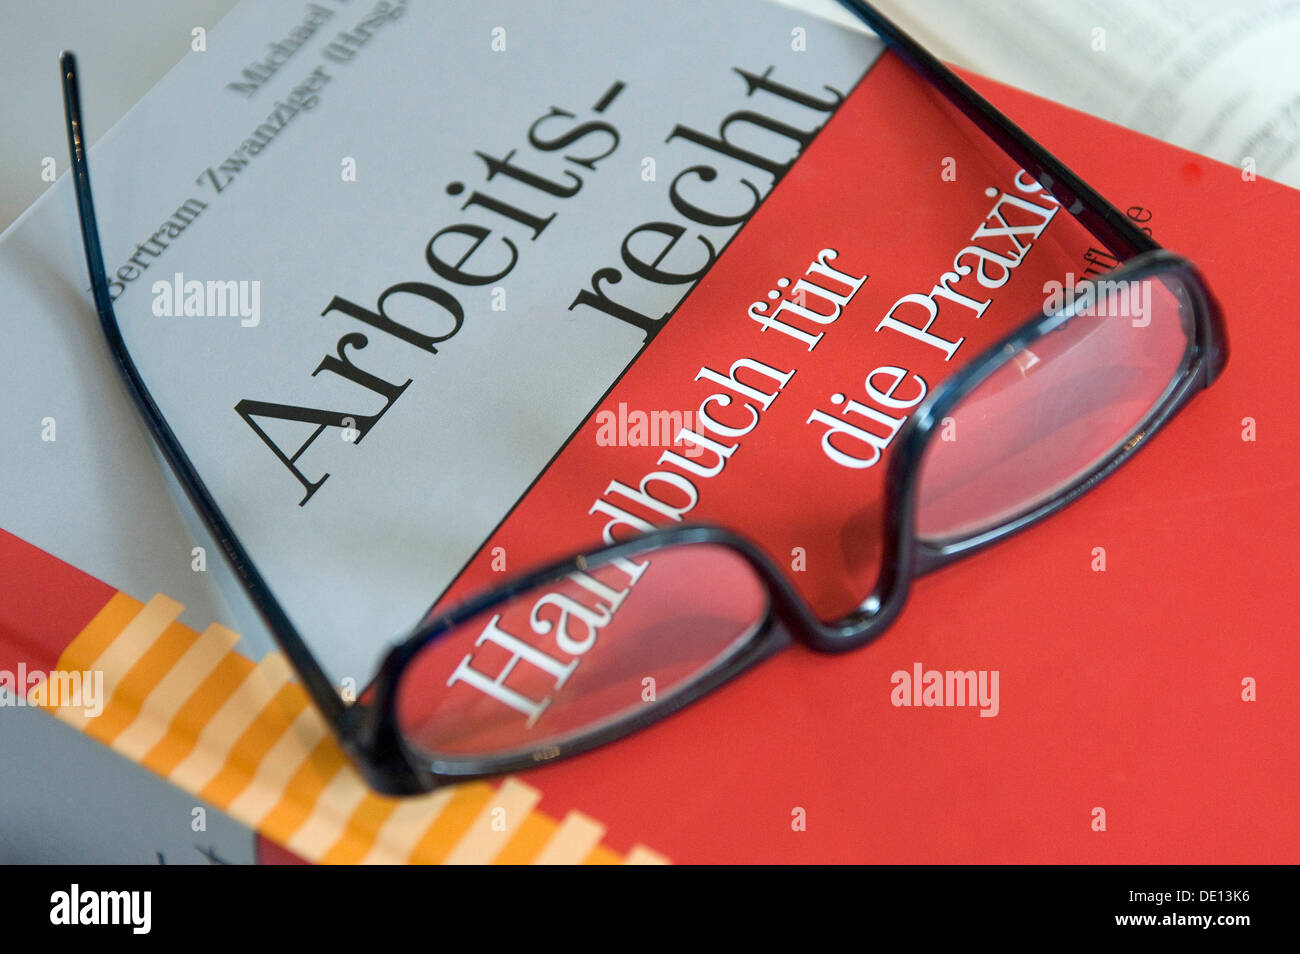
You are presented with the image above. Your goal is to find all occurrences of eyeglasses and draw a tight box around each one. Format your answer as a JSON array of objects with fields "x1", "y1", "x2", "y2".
[{"x1": 61, "y1": 0, "x2": 1228, "y2": 795}]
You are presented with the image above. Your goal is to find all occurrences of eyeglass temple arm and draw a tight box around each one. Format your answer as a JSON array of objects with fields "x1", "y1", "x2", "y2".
[
  {"x1": 59, "y1": 52, "x2": 350, "y2": 731},
  {"x1": 836, "y1": 0, "x2": 1158, "y2": 262}
]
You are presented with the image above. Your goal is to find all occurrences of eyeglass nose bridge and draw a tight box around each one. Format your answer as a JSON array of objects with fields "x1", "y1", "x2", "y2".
[{"x1": 754, "y1": 499, "x2": 918, "y2": 656}]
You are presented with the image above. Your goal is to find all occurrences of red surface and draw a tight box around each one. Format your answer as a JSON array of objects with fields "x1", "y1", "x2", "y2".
[
  {"x1": 255, "y1": 835, "x2": 309, "y2": 865},
  {"x1": 0, "y1": 528, "x2": 115, "y2": 673}
]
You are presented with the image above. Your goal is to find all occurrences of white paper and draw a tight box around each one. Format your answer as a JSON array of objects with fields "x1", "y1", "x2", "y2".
[{"x1": 864, "y1": 0, "x2": 1300, "y2": 188}]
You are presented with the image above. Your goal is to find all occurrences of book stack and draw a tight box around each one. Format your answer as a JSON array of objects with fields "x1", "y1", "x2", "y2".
[{"x1": 1, "y1": 0, "x2": 1295, "y2": 864}]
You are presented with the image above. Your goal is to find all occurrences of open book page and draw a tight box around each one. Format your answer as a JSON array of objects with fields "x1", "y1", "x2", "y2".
[{"x1": 796, "y1": 0, "x2": 1300, "y2": 188}]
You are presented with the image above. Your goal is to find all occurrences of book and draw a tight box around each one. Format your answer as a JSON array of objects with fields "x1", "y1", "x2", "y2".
[
  {"x1": 868, "y1": 0, "x2": 1300, "y2": 189},
  {"x1": 1, "y1": 0, "x2": 1296, "y2": 863}
]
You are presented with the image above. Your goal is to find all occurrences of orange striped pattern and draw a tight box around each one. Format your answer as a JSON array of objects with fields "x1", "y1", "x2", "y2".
[{"x1": 35, "y1": 593, "x2": 669, "y2": 865}]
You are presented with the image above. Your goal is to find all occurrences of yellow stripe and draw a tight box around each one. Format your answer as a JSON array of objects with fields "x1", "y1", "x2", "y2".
[
  {"x1": 55, "y1": 592, "x2": 143, "y2": 673},
  {"x1": 532, "y1": 811, "x2": 606, "y2": 865},
  {"x1": 584, "y1": 844, "x2": 625, "y2": 865},
  {"x1": 625, "y1": 844, "x2": 671, "y2": 865},
  {"x1": 199, "y1": 682, "x2": 308, "y2": 808},
  {"x1": 359, "y1": 790, "x2": 456, "y2": 864},
  {"x1": 80, "y1": 593, "x2": 182, "y2": 672},
  {"x1": 406, "y1": 783, "x2": 496, "y2": 864},
  {"x1": 166, "y1": 652, "x2": 290, "y2": 792},
  {"x1": 54, "y1": 594, "x2": 183, "y2": 731},
  {"x1": 284, "y1": 767, "x2": 370, "y2": 860},
  {"x1": 258, "y1": 742, "x2": 350, "y2": 849},
  {"x1": 494, "y1": 812, "x2": 559, "y2": 865},
  {"x1": 140, "y1": 651, "x2": 252, "y2": 776},
  {"x1": 113, "y1": 622, "x2": 241, "y2": 762},
  {"x1": 226, "y1": 705, "x2": 329, "y2": 824},
  {"x1": 319, "y1": 794, "x2": 400, "y2": 865},
  {"x1": 83, "y1": 619, "x2": 198, "y2": 744},
  {"x1": 442, "y1": 777, "x2": 542, "y2": 865},
  {"x1": 40, "y1": 592, "x2": 669, "y2": 866}
]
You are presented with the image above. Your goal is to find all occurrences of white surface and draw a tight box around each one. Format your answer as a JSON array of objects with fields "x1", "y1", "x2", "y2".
[{"x1": 0, "y1": 0, "x2": 240, "y2": 231}]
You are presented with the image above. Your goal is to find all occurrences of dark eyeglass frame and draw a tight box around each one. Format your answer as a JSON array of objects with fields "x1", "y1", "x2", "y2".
[{"x1": 61, "y1": 0, "x2": 1228, "y2": 796}]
